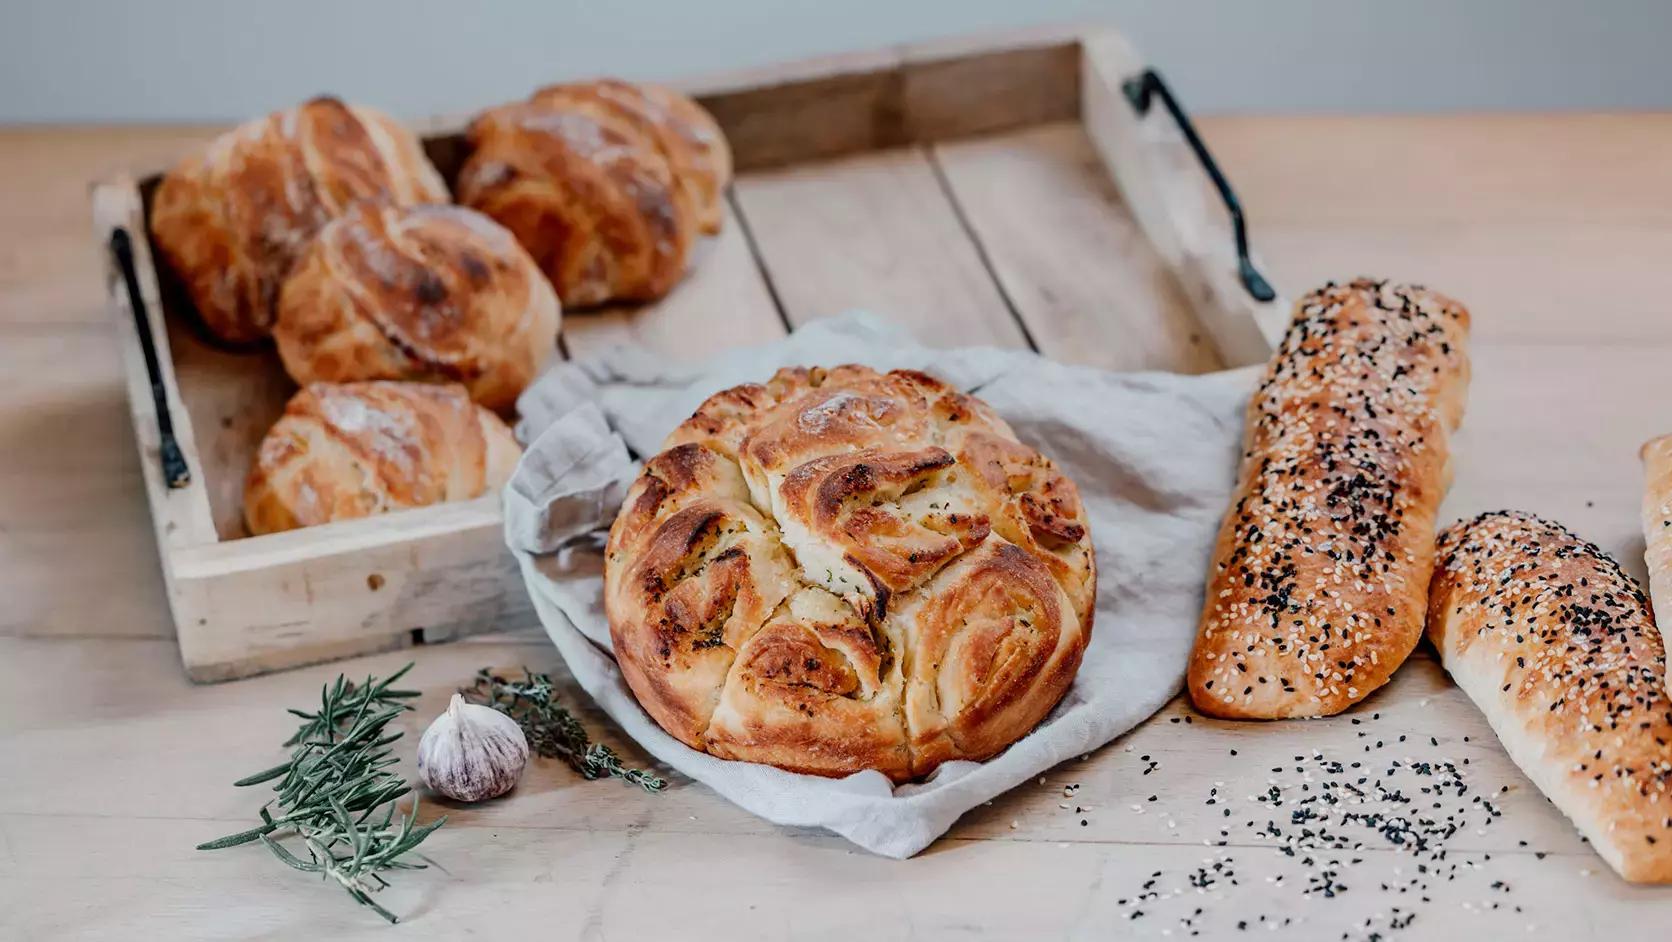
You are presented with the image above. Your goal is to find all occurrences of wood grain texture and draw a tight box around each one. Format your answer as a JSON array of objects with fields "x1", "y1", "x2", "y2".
[
  {"x1": 166, "y1": 496, "x2": 529, "y2": 681},
  {"x1": 732, "y1": 146, "x2": 1027, "y2": 348},
  {"x1": 93, "y1": 180, "x2": 219, "y2": 551},
  {"x1": 688, "y1": 25, "x2": 1082, "y2": 171},
  {"x1": 1257, "y1": 222, "x2": 1672, "y2": 345},
  {"x1": 0, "y1": 637, "x2": 1664, "y2": 940},
  {"x1": 933, "y1": 122, "x2": 1220, "y2": 373},
  {"x1": 1201, "y1": 113, "x2": 1672, "y2": 226},
  {"x1": 0, "y1": 126, "x2": 217, "y2": 328}
]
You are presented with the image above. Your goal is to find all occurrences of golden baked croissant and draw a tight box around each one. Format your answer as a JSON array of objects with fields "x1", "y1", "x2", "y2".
[
  {"x1": 457, "y1": 79, "x2": 730, "y2": 307},
  {"x1": 273, "y1": 202, "x2": 561, "y2": 413},
  {"x1": 245, "y1": 381, "x2": 520, "y2": 536},
  {"x1": 603, "y1": 365, "x2": 1096, "y2": 781},
  {"x1": 150, "y1": 97, "x2": 449, "y2": 344}
]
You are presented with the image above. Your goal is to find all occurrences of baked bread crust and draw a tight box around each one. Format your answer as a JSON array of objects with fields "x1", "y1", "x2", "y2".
[
  {"x1": 526, "y1": 80, "x2": 731, "y2": 235},
  {"x1": 604, "y1": 365, "x2": 1095, "y2": 781},
  {"x1": 1642, "y1": 434, "x2": 1672, "y2": 688},
  {"x1": 456, "y1": 79, "x2": 729, "y2": 307},
  {"x1": 273, "y1": 202, "x2": 560, "y2": 413},
  {"x1": 244, "y1": 381, "x2": 519, "y2": 536},
  {"x1": 1188, "y1": 279, "x2": 1471, "y2": 719},
  {"x1": 149, "y1": 97, "x2": 448, "y2": 344},
  {"x1": 1429, "y1": 511, "x2": 1672, "y2": 884}
]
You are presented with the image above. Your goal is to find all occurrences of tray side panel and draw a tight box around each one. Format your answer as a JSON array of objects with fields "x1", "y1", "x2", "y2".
[
  {"x1": 90, "y1": 180, "x2": 218, "y2": 553},
  {"x1": 167, "y1": 496, "x2": 529, "y2": 682},
  {"x1": 133, "y1": 172, "x2": 300, "y2": 541},
  {"x1": 695, "y1": 34, "x2": 1081, "y2": 172}
]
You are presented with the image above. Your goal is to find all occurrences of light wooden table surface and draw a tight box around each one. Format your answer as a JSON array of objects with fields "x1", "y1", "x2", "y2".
[{"x1": 3, "y1": 115, "x2": 1672, "y2": 940}]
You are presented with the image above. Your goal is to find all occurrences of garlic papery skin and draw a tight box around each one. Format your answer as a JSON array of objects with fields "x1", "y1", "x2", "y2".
[{"x1": 417, "y1": 693, "x2": 530, "y2": 802}]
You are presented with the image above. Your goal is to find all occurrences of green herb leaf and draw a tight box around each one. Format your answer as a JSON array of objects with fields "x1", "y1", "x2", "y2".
[{"x1": 198, "y1": 663, "x2": 441, "y2": 923}]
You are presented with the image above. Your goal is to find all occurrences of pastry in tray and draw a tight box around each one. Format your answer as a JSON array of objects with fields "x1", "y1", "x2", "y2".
[
  {"x1": 244, "y1": 381, "x2": 520, "y2": 536},
  {"x1": 458, "y1": 79, "x2": 731, "y2": 308},
  {"x1": 149, "y1": 96, "x2": 449, "y2": 345},
  {"x1": 602, "y1": 365, "x2": 1096, "y2": 781},
  {"x1": 272, "y1": 201, "x2": 561, "y2": 413}
]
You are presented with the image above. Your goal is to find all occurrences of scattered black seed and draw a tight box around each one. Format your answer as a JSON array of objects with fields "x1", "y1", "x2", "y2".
[{"x1": 1115, "y1": 705, "x2": 1533, "y2": 940}]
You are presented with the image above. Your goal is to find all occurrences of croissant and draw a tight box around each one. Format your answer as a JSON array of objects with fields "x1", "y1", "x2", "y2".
[
  {"x1": 273, "y1": 202, "x2": 561, "y2": 413},
  {"x1": 245, "y1": 382, "x2": 520, "y2": 536},
  {"x1": 457, "y1": 79, "x2": 730, "y2": 307},
  {"x1": 149, "y1": 97, "x2": 448, "y2": 344},
  {"x1": 603, "y1": 365, "x2": 1095, "y2": 781}
]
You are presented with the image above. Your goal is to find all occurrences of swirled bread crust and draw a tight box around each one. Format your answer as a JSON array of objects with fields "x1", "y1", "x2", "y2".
[
  {"x1": 244, "y1": 381, "x2": 520, "y2": 536},
  {"x1": 273, "y1": 202, "x2": 560, "y2": 413},
  {"x1": 457, "y1": 79, "x2": 729, "y2": 308},
  {"x1": 150, "y1": 97, "x2": 448, "y2": 344},
  {"x1": 1188, "y1": 279, "x2": 1470, "y2": 719},
  {"x1": 605, "y1": 365, "x2": 1095, "y2": 781},
  {"x1": 1429, "y1": 511, "x2": 1672, "y2": 883},
  {"x1": 525, "y1": 80, "x2": 731, "y2": 235}
]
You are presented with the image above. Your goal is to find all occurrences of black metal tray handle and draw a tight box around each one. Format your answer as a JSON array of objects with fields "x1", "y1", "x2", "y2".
[
  {"x1": 109, "y1": 227, "x2": 191, "y2": 489},
  {"x1": 1122, "y1": 68, "x2": 1276, "y2": 304}
]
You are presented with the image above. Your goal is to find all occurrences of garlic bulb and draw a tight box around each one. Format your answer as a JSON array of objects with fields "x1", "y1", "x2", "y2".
[{"x1": 417, "y1": 694, "x2": 530, "y2": 802}]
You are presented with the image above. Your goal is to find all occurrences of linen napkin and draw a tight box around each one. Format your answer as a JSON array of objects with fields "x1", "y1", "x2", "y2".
[{"x1": 503, "y1": 312, "x2": 1255, "y2": 858}]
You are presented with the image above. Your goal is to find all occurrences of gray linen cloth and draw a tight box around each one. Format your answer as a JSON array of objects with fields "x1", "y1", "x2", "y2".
[{"x1": 503, "y1": 312, "x2": 1254, "y2": 858}]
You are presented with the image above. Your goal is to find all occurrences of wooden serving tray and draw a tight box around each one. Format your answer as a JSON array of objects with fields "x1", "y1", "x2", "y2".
[{"x1": 91, "y1": 25, "x2": 1286, "y2": 682}]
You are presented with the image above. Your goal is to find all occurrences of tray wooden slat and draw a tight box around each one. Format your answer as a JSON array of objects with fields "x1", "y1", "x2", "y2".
[
  {"x1": 933, "y1": 122, "x2": 1222, "y2": 373},
  {"x1": 689, "y1": 26, "x2": 1082, "y2": 172},
  {"x1": 732, "y1": 146, "x2": 1026, "y2": 347}
]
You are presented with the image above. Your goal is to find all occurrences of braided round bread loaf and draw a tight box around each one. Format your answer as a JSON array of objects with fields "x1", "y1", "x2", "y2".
[
  {"x1": 245, "y1": 381, "x2": 520, "y2": 536},
  {"x1": 457, "y1": 79, "x2": 730, "y2": 308},
  {"x1": 150, "y1": 97, "x2": 448, "y2": 344},
  {"x1": 273, "y1": 202, "x2": 560, "y2": 413},
  {"x1": 603, "y1": 365, "x2": 1095, "y2": 781}
]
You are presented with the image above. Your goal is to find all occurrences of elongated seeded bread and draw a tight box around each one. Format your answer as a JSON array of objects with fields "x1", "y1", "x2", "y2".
[
  {"x1": 1429, "y1": 510, "x2": 1672, "y2": 884},
  {"x1": 1188, "y1": 279, "x2": 1470, "y2": 718}
]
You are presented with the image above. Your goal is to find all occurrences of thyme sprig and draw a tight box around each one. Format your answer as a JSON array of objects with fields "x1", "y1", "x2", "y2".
[
  {"x1": 464, "y1": 667, "x2": 667, "y2": 793},
  {"x1": 197, "y1": 663, "x2": 445, "y2": 923}
]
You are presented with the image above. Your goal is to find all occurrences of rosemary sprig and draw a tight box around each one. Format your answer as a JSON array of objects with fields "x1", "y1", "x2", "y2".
[
  {"x1": 198, "y1": 663, "x2": 445, "y2": 923},
  {"x1": 463, "y1": 667, "x2": 667, "y2": 793}
]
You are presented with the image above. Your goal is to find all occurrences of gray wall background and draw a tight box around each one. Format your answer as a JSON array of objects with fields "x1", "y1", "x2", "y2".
[{"x1": 6, "y1": 0, "x2": 1672, "y2": 123}]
